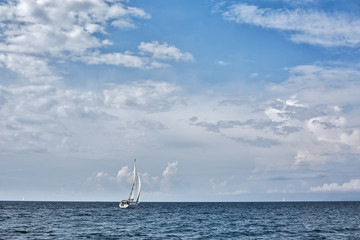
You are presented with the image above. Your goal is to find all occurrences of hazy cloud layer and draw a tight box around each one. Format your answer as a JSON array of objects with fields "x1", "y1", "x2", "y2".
[
  {"x1": 1, "y1": 62, "x2": 360, "y2": 199},
  {"x1": 0, "y1": 80, "x2": 181, "y2": 153}
]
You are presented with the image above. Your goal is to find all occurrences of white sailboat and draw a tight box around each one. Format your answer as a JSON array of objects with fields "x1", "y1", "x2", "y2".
[{"x1": 119, "y1": 159, "x2": 141, "y2": 208}]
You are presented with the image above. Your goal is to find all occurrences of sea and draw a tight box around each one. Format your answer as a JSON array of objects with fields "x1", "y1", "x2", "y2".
[{"x1": 1, "y1": 201, "x2": 360, "y2": 239}]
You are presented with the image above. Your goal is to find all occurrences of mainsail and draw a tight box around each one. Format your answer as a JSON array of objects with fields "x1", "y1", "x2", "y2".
[{"x1": 128, "y1": 159, "x2": 141, "y2": 203}]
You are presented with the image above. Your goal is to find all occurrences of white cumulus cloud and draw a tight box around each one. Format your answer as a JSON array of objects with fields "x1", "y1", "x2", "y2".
[
  {"x1": 91, "y1": 161, "x2": 180, "y2": 193},
  {"x1": 116, "y1": 166, "x2": 133, "y2": 183},
  {"x1": 0, "y1": 1, "x2": 193, "y2": 82},
  {"x1": 310, "y1": 179, "x2": 360, "y2": 192},
  {"x1": 161, "y1": 161, "x2": 179, "y2": 190},
  {"x1": 0, "y1": 0, "x2": 149, "y2": 55},
  {"x1": 0, "y1": 0, "x2": 150, "y2": 82}
]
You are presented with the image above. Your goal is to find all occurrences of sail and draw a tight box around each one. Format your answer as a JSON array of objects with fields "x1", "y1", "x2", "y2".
[
  {"x1": 128, "y1": 159, "x2": 141, "y2": 203},
  {"x1": 120, "y1": 159, "x2": 141, "y2": 208},
  {"x1": 136, "y1": 168, "x2": 141, "y2": 203}
]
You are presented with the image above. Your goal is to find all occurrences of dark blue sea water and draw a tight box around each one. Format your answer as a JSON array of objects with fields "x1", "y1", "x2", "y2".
[{"x1": 1, "y1": 201, "x2": 360, "y2": 239}]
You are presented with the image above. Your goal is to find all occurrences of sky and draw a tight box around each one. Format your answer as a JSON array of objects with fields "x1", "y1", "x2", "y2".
[{"x1": 0, "y1": 0, "x2": 360, "y2": 202}]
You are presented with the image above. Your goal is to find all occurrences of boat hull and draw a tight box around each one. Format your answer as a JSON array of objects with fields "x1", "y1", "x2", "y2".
[
  {"x1": 119, "y1": 201, "x2": 138, "y2": 208},
  {"x1": 119, "y1": 203, "x2": 128, "y2": 208}
]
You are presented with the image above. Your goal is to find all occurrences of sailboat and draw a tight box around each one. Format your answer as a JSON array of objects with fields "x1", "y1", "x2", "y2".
[{"x1": 119, "y1": 159, "x2": 141, "y2": 208}]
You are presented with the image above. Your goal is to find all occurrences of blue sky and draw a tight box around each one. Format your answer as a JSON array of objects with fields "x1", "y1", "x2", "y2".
[{"x1": 1, "y1": 0, "x2": 360, "y2": 201}]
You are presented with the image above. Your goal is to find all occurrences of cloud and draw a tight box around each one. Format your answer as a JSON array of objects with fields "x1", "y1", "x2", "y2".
[
  {"x1": 250, "y1": 73, "x2": 258, "y2": 78},
  {"x1": 285, "y1": 65, "x2": 360, "y2": 91},
  {"x1": 0, "y1": 0, "x2": 150, "y2": 55},
  {"x1": 186, "y1": 62, "x2": 360, "y2": 181},
  {"x1": 138, "y1": 41, "x2": 194, "y2": 62},
  {"x1": 81, "y1": 41, "x2": 194, "y2": 69},
  {"x1": 96, "y1": 171, "x2": 109, "y2": 178},
  {"x1": 293, "y1": 150, "x2": 328, "y2": 168},
  {"x1": 0, "y1": 53, "x2": 61, "y2": 83},
  {"x1": 230, "y1": 136, "x2": 280, "y2": 148},
  {"x1": 2, "y1": 53, "x2": 360, "y2": 198},
  {"x1": 0, "y1": 1, "x2": 192, "y2": 82},
  {"x1": 223, "y1": 4, "x2": 360, "y2": 47},
  {"x1": 162, "y1": 161, "x2": 178, "y2": 178},
  {"x1": 0, "y1": 80, "x2": 184, "y2": 153},
  {"x1": 217, "y1": 189, "x2": 247, "y2": 195},
  {"x1": 306, "y1": 116, "x2": 348, "y2": 144},
  {"x1": 217, "y1": 60, "x2": 228, "y2": 65},
  {"x1": 310, "y1": 179, "x2": 360, "y2": 192},
  {"x1": 0, "y1": 0, "x2": 149, "y2": 81},
  {"x1": 188, "y1": 62, "x2": 360, "y2": 175},
  {"x1": 271, "y1": 64, "x2": 360, "y2": 154},
  {"x1": 103, "y1": 80, "x2": 184, "y2": 112},
  {"x1": 209, "y1": 178, "x2": 227, "y2": 190},
  {"x1": 91, "y1": 161, "x2": 179, "y2": 192},
  {"x1": 94, "y1": 166, "x2": 133, "y2": 184},
  {"x1": 80, "y1": 52, "x2": 147, "y2": 68},
  {"x1": 116, "y1": 166, "x2": 133, "y2": 183},
  {"x1": 262, "y1": 65, "x2": 360, "y2": 169},
  {"x1": 191, "y1": 118, "x2": 291, "y2": 147},
  {"x1": 0, "y1": 84, "x2": 72, "y2": 153},
  {"x1": 161, "y1": 161, "x2": 179, "y2": 190}
]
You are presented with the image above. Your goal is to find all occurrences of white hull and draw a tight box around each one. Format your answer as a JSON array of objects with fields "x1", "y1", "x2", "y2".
[
  {"x1": 119, "y1": 201, "x2": 138, "y2": 209},
  {"x1": 119, "y1": 202, "x2": 128, "y2": 208}
]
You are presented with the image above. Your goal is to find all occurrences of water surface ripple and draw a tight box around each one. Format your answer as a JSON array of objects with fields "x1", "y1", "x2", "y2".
[{"x1": 1, "y1": 201, "x2": 360, "y2": 239}]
